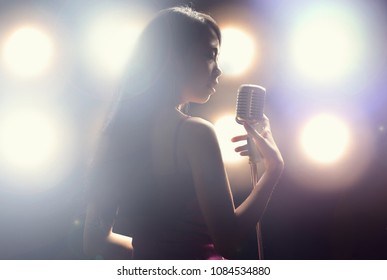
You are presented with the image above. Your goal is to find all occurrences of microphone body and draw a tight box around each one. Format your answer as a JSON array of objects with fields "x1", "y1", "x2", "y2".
[
  {"x1": 235, "y1": 84, "x2": 266, "y2": 163},
  {"x1": 236, "y1": 84, "x2": 266, "y2": 125}
]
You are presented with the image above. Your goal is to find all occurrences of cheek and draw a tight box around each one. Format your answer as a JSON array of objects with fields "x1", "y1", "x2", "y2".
[
  {"x1": 182, "y1": 63, "x2": 213, "y2": 103},
  {"x1": 187, "y1": 61, "x2": 211, "y2": 85}
]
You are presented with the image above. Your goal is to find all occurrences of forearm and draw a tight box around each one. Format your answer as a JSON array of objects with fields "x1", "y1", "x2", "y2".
[
  {"x1": 84, "y1": 227, "x2": 133, "y2": 259},
  {"x1": 83, "y1": 203, "x2": 133, "y2": 259},
  {"x1": 102, "y1": 232, "x2": 133, "y2": 259},
  {"x1": 235, "y1": 165, "x2": 283, "y2": 234},
  {"x1": 212, "y1": 166, "x2": 282, "y2": 259}
]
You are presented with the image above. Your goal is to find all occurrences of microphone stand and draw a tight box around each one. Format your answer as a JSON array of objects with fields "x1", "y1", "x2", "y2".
[{"x1": 247, "y1": 136, "x2": 264, "y2": 260}]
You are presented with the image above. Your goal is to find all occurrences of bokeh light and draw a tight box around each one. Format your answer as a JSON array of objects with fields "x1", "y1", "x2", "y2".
[
  {"x1": 218, "y1": 27, "x2": 257, "y2": 77},
  {"x1": 2, "y1": 26, "x2": 54, "y2": 78},
  {"x1": 287, "y1": 2, "x2": 366, "y2": 86},
  {"x1": 81, "y1": 7, "x2": 145, "y2": 81},
  {"x1": 283, "y1": 103, "x2": 377, "y2": 193},
  {"x1": 300, "y1": 113, "x2": 350, "y2": 164},
  {"x1": 0, "y1": 98, "x2": 76, "y2": 192}
]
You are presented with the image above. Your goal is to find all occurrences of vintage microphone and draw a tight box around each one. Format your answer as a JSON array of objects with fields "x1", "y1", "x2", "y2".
[{"x1": 235, "y1": 84, "x2": 266, "y2": 260}]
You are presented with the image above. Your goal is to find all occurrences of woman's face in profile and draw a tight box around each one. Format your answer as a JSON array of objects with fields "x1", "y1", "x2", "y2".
[{"x1": 180, "y1": 28, "x2": 222, "y2": 104}]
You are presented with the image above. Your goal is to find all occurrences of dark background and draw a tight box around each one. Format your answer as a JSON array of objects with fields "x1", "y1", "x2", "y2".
[{"x1": 0, "y1": 0, "x2": 386, "y2": 259}]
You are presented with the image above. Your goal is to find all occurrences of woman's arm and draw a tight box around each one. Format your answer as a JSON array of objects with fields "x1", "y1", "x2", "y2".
[
  {"x1": 83, "y1": 134, "x2": 133, "y2": 259},
  {"x1": 181, "y1": 116, "x2": 284, "y2": 259},
  {"x1": 232, "y1": 117, "x2": 284, "y2": 229},
  {"x1": 83, "y1": 201, "x2": 133, "y2": 259}
]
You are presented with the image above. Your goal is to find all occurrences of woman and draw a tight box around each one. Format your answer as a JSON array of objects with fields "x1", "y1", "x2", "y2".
[{"x1": 83, "y1": 6, "x2": 284, "y2": 260}]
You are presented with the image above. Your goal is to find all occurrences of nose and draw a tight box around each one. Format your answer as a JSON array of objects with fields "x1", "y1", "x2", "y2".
[{"x1": 214, "y1": 65, "x2": 222, "y2": 79}]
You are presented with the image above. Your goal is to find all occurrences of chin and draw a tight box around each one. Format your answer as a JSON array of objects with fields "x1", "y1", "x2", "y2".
[
  {"x1": 184, "y1": 88, "x2": 213, "y2": 104},
  {"x1": 191, "y1": 97, "x2": 210, "y2": 105},
  {"x1": 198, "y1": 92, "x2": 212, "y2": 104}
]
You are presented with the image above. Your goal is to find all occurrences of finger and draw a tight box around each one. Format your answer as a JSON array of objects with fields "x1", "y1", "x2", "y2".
[
  {"x1": 239, "y1": 151, "x2": 249, "y2": 157},
  {"x1": 231, "y1": 134, "x2": 248, "y2": 142},
  {"x1": 234, "y1": 144, "x2": 248, "y2": 153}
]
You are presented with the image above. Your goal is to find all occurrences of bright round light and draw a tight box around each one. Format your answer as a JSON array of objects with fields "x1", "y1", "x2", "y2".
[
  {"x1": 83, "y1": 11, "x2": 142, "y2": 80},
  {"x1": 289, "y1": 3, "x2": 364, "y2": 85},
  {"x1": 218, "y1": 27, "x2": 256, "y2": 77},
  {"x1": 2, "y1": 26, "x2": 53, "y2": 77},
  {"x1": 0, "y1": 100, "x2": 75, "y2": 190},
  {"x1": 214, "y1": 115, "x2": 246, "y2": 163},
  {"x1": 300, "y1": 114, "x2": 350, "y2": 164}
]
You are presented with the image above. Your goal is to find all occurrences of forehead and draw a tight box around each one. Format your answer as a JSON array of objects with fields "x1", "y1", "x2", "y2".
[{"x1": 197, "y1": 27, "x2": 220, "y2": 49}]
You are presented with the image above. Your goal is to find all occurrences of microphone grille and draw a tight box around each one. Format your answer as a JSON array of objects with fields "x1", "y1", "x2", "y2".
[{"x1": 236, "y1": 84, "x2": 266, "y2": 124}]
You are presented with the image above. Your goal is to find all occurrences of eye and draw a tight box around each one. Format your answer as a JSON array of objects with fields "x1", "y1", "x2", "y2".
[{"x1": 204, "y1": 49, "x2": 217, "y2": 61}]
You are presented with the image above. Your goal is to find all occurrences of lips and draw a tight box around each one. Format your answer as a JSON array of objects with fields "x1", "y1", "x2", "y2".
[{"x1": 208, "y1": 81, "x2": 218, "y2": 93}]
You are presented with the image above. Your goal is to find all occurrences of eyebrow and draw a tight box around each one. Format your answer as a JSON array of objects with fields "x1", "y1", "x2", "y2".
[
  {"x1": 210, "y1": 39, "x2": 220, "y2": 53},
  {"x1": 210, "y1": 39, "x2": 219, "y2": 47}
]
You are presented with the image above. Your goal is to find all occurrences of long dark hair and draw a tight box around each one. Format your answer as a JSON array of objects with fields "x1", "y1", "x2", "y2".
[
  {"x1": 99, "y1": 6, "x2": 221, "y2": 135},
  {"x1": 120, "y1": 6, "x2": 221, "y2": 102},
  {"x1": 95, "y1": 6, "x2": 221, "y2": 159},
  {"x1": 85, "y1": 6, "x2": 221, "y2": 220}
]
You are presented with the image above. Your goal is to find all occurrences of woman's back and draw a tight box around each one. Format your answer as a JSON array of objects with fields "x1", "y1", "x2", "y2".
[{"x1": 106, "y1": 95, "x2": 221, "y2": 259}]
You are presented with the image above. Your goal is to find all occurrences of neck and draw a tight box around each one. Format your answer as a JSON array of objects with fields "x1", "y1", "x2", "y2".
[{"x1": 176, "y1": 103, "x2": 190, "y2": 115}]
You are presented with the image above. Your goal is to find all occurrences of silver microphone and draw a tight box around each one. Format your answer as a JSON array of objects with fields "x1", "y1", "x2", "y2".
[
  {"x1": 235, "y1": 84, "x2": 266, "y2": 163},
  {"x1": 236, "y1": 84, "x2": 266, "y2": 125}
]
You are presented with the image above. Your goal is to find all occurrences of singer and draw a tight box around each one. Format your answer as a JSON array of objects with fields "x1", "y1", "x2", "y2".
[{"x1": 83, "y1": 6, "x2": 284, "y2": 260}]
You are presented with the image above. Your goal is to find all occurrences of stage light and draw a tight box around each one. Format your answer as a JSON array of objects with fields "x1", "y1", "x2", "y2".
[
  {"x1": 285, "y1": 104, "x2": 376, "y2": 193},
  {"x1": 81, "y1": 9, "x2": 144, "y2": 81},
  {"x1": 0, "y1": 98, "x2": 76, "y2": 192},
  {"x1": 2, "y1": 26, "x2": 54, "y2": 78},
  {"x1": 300, "y1": 113, "x2": 350, "y2": 165},
  {"x1": 218, "y1": 27, "x2": 257, "y2": 77},
  {"x1": 287, "y1": 2, "x2": 365, "y2": 86},
  {"x1": 214, "y1": 114, "x2": 246, "y2": 164}
]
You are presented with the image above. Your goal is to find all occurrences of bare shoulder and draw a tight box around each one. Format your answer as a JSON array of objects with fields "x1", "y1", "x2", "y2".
[
  {"x1": 181, "y1": 117, "x2": 217, "y2": 137},
  {"x1": 179, "y1": 117, "x2": 221, "y2": 157}
]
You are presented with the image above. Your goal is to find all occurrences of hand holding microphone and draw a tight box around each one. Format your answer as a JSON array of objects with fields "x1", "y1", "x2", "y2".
[
  {"x1": 232, "y1": 84, "x2": 284, "y2": 171},
  {"x1": 242, "y1": 118, "x2": 284, "y2": 172}
]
